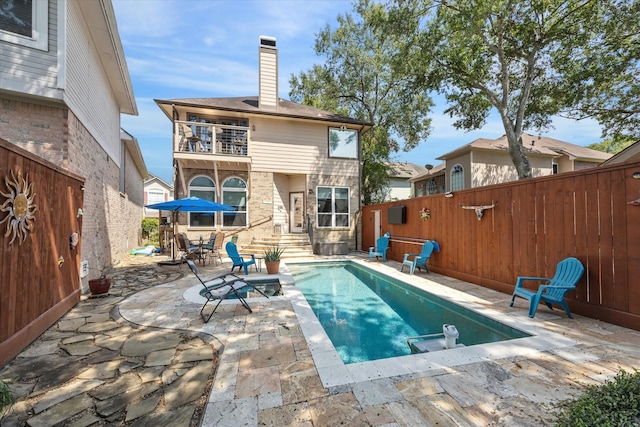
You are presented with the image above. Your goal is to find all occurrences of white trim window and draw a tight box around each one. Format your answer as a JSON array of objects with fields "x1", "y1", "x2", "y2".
[
  {"x1": 451, "y1": 164, "x2": 464, "y2": 191},
  {"x1": 222, "y1": 177, "x2": 247, "y2": 227},
  {"x1": 0, "y1": 0, "x2": 48, "y2": 51},
  {"x1": 317, "y1": 186, "x2": 350, "y2": 228},
  {"x1": 188, "y1": 176, "x2": 216, "y2": 227}
]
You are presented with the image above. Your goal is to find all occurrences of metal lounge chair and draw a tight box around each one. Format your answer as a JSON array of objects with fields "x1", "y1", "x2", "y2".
[
  {"x1": 183, "y1": 257, "x2": 267, "y2": 322},
  {"x1": 225, "y1": 241, "x2": 257, "y2": 275},
  {"x1": 401, "y1": 241, "x2": 436, "y2": 274},
  {"x1": 510, "y1": 257, "x2": 585, "y2": 318},
  {"x1": 369, "y1": 234, "x2": 390, "y2": 261}
]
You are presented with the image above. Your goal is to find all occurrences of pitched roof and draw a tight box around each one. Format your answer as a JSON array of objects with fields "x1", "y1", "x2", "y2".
[
  {"x1": 155, "y1": 97, "x2": 373, "y2": 128},
  {"x1": 437, "y1": 133, "x2": 611, "y2": 162},
  {"x1": 409, "y1": 163, "x2": 446, "y2": 182},
  {"x1": 385, "y1": 162, "x2": 428, "y2": 179}
]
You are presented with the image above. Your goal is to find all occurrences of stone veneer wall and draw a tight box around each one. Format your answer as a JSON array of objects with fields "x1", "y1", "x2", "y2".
[
  {"x1": 307, "y1": 173, "x2": 360, "y2": 251},
  {"x1": 0, "y1": 97, "x2": 143, "y2": 292}
]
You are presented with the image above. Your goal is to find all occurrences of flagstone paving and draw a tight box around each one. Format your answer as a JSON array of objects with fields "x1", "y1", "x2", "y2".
[{"x1": 1, "y1": 254, "x2": 640, "y2": 426}]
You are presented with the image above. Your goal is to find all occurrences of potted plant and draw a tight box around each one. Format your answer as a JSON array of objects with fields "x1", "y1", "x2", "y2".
[
  {"x1": 88, "y1": 264, "x2": 112, "y2": 296},
  {"x1": 263, "y1": 245, "x2": 285, "y2": 274}
]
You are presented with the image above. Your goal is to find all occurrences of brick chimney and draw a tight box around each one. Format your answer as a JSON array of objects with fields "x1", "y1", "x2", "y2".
[{"x1": 258, "y1": 36, "x2": 278, "y2": 111}]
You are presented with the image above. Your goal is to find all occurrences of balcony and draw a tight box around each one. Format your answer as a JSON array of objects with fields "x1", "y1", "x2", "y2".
[{"x1": 174, "y1": 121, "x2": 249, "y2": 156}]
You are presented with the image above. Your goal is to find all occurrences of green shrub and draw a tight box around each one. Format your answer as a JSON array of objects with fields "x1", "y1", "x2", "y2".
[
  {"x1": 0, "y1": 378, "x2": 15, "y2": 416},
  {"x1": 263, "y1": 245, "x2": 285, "y2": 262},
  {"x1": 141, "y1": 218, "x2": 159, "y2": 243},
  {"x1": 552, "y1": 369, "x2": 640, "y2": 426}
]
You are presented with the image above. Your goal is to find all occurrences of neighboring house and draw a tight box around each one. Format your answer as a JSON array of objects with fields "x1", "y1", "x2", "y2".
[
  {"x1": 410, "y1": 163, "x2": 446, "y2": 197},
  {"x1": 154, "y1": 36, "x2": 372, "y2": 251},
  {"x1": 144, "y1": 174, "x2": 174, "y2": 218},
  {"x1": 600, "y1": 139, "x2": 640, "y2": 166},
  {"x1": 384, "y1": 162, "x2": 427, "y2": 200},
  {"x1": 437, "y1": 133, "x2": 611, "y2": 191},
  {"x1": 0, "y1": 0, "x2": 146, "y2": 288}
]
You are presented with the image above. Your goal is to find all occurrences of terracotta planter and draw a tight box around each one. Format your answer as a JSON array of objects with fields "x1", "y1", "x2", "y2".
[
  {"x1": 265, "y1": 260, "x2": 280, "y2": 275},
  {"x1": 88, "y1": 277, "x2": 111, "y2": 295}
]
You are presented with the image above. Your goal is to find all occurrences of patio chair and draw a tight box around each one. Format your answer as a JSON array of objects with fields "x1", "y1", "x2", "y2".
[
  {"x1": 369, "y1": 234, "x2": 390, "y2": 262},
  {"x1": 176, "y1": 232, "x2": 200, "y2": 261},
  {"x1": 180, "y1": 124, "x2": 203, "y2": 152},
  {"x1": 204, "y1": 232, "x2": 224, "y2": 266},
  {"x1": 510, "y1": 257, "x2": 585, "y2": 318},
  {"x1": 226, "y1": 241, "x2": 257, "y2": 275},
  {"x1": 183, "y1": 257, "x2": 266, "y2": 322},
  {"x1": 401, "y1": 241, "x2": 436, "y2": 275}
]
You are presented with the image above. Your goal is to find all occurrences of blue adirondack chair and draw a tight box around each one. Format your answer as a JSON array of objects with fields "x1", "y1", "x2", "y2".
[
  {"x1": 510, "y1": 257, "x2": 585, "y2": 318},
  {"x1": 225, "y1": 241, "x2": 257, "y2": 275},
  {"x1": 401, "y1": 241, "x2": 437, "y2": 275},
  {"x1": 369, "y1": 235, "x2": 390, "y2": 261}
]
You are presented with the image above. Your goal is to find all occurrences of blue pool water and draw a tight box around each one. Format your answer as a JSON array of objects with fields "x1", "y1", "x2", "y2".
[{"x1": 288, "y1": 261, "x2": 530, "y2": 364}]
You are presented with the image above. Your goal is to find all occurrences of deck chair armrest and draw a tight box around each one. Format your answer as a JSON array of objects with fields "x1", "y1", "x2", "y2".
[
  {"x1": 538, "y1": 284, "x2": 575, "y2": 292},
  {"x1": 515, "y1": 276, "x2": 550, "y2": 287},
  {"x1": 402, "y1": 253, "x2": 419, "y2": 262},
  {"x1": 240, "y1": 253, "x2": 256, "y2": 261}
]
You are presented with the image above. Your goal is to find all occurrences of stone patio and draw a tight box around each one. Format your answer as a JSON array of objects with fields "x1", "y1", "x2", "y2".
[{"x1": 1, "y1": 254, "x2": 639, "y2": 426}]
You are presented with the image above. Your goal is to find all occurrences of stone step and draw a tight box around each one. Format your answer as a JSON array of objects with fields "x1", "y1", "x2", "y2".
[{"x1": 241, "y1": 234, "x2": 313, "y2": 258}]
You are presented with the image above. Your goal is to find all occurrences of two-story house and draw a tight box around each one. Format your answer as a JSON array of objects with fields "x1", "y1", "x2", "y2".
[
  {"x1": 155, "y1": 36, "x2": 372, "y2": 252},
  {"x1": 436, "y1": 133, "x2": 611, "y2": 191},
  {"x1": 0, "y1": 0, "x2": 146, "y2": 282},
  {"x1": 383, "y1": 162, "x2": 427, "y2": 201}
]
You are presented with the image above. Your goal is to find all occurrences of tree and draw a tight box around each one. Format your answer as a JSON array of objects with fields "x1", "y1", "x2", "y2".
[
  {"x1": 289, "y1": 2, "x2": 433, "y2": 205},
  {"x1": 382, "y1": 0, "x2": 639, "y2": 179},
  {"x1": 587, "y1": 136, "x2": 636, "y2": 154}
]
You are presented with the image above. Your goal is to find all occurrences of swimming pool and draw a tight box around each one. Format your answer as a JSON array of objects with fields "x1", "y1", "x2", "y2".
[{"x1": 288, "y1": 261, "x2": 530, "y2": 364}]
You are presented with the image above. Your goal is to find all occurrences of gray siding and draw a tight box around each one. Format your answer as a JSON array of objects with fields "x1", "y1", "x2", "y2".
[{"x1": 0, "y1": 0, "x2": 59, "y2": 98}]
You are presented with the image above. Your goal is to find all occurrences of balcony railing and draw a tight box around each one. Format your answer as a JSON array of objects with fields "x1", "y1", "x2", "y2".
[{"x1": 174, "y1": 121, "x2": 249, "y2": 156}]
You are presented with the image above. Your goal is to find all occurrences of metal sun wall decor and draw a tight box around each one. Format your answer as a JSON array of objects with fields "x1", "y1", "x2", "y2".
[
  {"x1": 460, "y1": 201, "x2": 497, "y2": 220},
  {"x1": 0, "y1": 169, "x2": 38, "y2": 245}
]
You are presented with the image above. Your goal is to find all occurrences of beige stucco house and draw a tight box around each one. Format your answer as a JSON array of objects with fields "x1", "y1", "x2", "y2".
[
  {"x1": 437, "y1": 133, "x2": 611, "y2": 191},
  {"x1": 155, "y1": 37, "x2": 372, "y2": 252},
  {"x1": 0, "y1": 0, "x2": 147, "y2": 289},
  {"x1": 410, "y1": 163, "x2": 446, "y2": 197}
]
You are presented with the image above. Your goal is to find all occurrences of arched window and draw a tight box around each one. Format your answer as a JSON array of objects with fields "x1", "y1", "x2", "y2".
[
  {"x1": 222, "y1": 177, "x2": 247, "y2": 227},
  {"x1": 427, "y1": 179, "x2": 437, "y2": 195},
  {"x1": 450, "y1": 165, "x2": 464, "y2": 191},
  {"x1": 189, "y1": 176, "x2": 216, "y2": 227}
]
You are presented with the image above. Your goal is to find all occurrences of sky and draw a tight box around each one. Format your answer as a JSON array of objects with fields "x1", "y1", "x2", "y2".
[{"x1": 112, "y1": 0, "x2": 604, "y2": 184}]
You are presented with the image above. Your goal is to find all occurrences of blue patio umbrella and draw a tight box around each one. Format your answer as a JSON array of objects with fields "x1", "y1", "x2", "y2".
[{"x1": 145, "y1": 197, "x2": 235, "y2": 264}]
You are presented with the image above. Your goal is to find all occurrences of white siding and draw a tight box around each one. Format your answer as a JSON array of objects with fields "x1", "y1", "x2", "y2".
[
  {"x1": 64, "y1": 1, "x2": 121, "y2": 167},
  {"x1": 250, "y1": 118, "x2": 359, "y2": 177},
  {"x1": 0, "y1": 0, "x2": 60, "y2": 98}
]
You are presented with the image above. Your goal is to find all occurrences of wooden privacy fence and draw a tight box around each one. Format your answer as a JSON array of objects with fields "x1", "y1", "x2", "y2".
[
  {"x1": 0, "y1": 139, "x2": 84, "y2": 366},
  {"x1": 363, "y1": 161, "x2": 640, "y2": 331}
]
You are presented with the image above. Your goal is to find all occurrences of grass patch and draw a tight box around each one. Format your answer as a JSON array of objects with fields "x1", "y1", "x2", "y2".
[{"x1": 551, "y1": 369, "x2": 640, "y2": 426}]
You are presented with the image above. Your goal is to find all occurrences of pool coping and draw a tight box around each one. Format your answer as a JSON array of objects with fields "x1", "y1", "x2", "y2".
[{"x1": 283, "y1": 258, "x2": 580, "y2": 389}]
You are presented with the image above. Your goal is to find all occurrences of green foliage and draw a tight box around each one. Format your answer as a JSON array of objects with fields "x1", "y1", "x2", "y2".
[
  {"x1": 551, "y1": 369, "x2": 640, "y2": 426},
  {"x1": 141, "y1": 218, "x2": 159, "y2": 242},
  {"x1": 587, "y1": 136, "x2": 636, "y2": 154},
  {"x1": 381, "y1": 0, "x2": 639, "y2": 178},
  {"x1": 0, "y1": 378, "x2": 15, "y2": 416},
  {"x1": 263, "y1": 245, "x2": 285, "y2": 262},
  {"x1": 289, "y1": 1, "x2": 433, "y2": 204}
]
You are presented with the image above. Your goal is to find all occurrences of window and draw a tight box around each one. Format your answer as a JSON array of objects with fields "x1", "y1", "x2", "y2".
[
  {"x1": 188, "y1": 176, "x2": 216, "y2": 227},
  {"x1": 317, "y1": 186, "x2": 350, "y2": 228},
  {"x1": 328, "y1": 128, "x2": 358, "y2": 159},
  {"x1": 222, "y1": 177, "x2": 247, "y2": 227},
  {"x1": 147, "y1": 189, "x2": 164, "y2": 205},
  {"x1": 450, "y1": 165, "x2": 464, "y2": 191},
  {"x1": 427, "y1": 179, "x2": 437, "y2": 195},
  {"x1": 0, "y1": 0, "x2": 48, "y2": 51}
]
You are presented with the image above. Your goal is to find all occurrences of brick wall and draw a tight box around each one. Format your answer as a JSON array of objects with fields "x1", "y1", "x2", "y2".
[{"x1": 0, "y1": 96, "x2": 144, "y2": 292}]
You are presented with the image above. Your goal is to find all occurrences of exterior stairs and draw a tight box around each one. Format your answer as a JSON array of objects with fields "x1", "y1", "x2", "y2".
[{"x1": 241, "y1": 234, "x2": 314, "y2": 259}]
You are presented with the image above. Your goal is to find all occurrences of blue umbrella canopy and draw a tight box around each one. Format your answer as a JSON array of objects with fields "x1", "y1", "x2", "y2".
[{"x1": 146, "y1": 196, "x2": 234, "y2": 212}]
